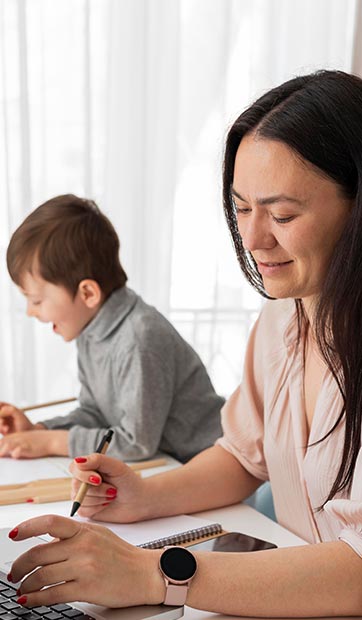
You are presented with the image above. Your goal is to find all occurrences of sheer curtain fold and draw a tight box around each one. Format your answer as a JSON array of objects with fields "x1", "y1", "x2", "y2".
[
  {"x1": 352, "y1": 0, "x2": 362, "y2": 75},
  {"x1": 0, "y1": 0, "x2": 361, "y2": 404},
  {"x1": 103, "y1": 0, "x2": 180, "y2": 312}
]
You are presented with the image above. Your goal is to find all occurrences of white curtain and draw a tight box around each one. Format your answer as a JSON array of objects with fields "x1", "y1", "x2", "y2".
[{"x1": 0, "y1": 0, "x2": 360, "y2": 408}]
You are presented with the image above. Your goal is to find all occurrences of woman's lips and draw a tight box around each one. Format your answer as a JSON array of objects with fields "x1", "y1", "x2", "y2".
[{"x1": 257, "y1": 260, "x2": 293, "y2": 276}]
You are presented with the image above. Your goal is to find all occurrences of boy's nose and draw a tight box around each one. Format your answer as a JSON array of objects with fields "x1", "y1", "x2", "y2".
[{"x1": 26, "y1": 304, "x2": 37, "y2": 318}]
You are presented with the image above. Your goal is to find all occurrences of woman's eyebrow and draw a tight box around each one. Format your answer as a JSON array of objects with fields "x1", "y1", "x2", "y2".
[{"x1": 231, "y1": 187, "x2": 306, "y2": 206}]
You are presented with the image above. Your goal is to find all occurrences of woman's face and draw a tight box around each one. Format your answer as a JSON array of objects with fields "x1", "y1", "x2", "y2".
[{"x1": 232, "y1": 134, "x2": 353, "y2": 302}]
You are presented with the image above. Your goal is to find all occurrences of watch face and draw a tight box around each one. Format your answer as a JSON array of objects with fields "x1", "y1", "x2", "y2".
[{"x1": 160, "y1": 547, "x2": 197, "y2": 582}]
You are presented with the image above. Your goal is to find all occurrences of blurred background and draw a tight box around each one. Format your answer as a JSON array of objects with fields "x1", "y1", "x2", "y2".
[{"x1": 0, "y1": 0, "x2": 361, "y2": 407}]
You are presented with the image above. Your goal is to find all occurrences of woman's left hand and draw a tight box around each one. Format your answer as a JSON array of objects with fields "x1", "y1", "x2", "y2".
[{"x1": 9, "y1": 515, "x2": 164, "y2": 609}]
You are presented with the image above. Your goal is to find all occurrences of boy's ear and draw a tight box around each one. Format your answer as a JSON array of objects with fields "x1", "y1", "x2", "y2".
[{"x1": 78, "y1": 279, "x2": 103, "y2": 308}]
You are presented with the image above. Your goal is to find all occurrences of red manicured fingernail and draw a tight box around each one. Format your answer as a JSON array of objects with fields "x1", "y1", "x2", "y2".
[
  {"x1": 17, "y1": 595, "x2": 27, "y2": 605},
  {"x1": 26, "y1": 498, "x2": 34, "y2": 503},
  {"x1": 106, "y1": 488, "x2": 117, "y2": 497},
  {"x1": 75, "y1": 457, "x2": 87, "y2": 463},
  {"x1": 89, "y1": 475, "x2": 101, "y2": 484},
  {"x1": 8, "y1": 528, "x2": 18, "y2": 539},
  {"x1": 7, "y1": 573, "x2": 12, "y2": 582}
]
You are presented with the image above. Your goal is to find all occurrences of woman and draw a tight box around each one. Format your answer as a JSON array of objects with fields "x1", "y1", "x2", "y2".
[{"x1": 8, "y1": 70, "x2": 362, "y2": 616}]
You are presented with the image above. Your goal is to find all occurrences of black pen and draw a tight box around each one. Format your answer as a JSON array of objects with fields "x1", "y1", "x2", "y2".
[{"x1": 70, "y1": 429, "x2": 114, "y2": 517}]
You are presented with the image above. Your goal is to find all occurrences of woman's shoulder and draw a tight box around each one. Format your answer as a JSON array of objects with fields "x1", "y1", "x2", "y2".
[
  {"x1": 258, "y1": 298, "x2": 296, "y2": 331},
  {"x1": 255, "y1": 298, "x2": 297, "y2": 353}
]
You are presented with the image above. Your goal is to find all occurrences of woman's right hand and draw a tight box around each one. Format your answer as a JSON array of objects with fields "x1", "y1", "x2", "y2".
[
  {"x1": 10, "y1": 515, "x2": 164, "y2": 609},
  {"x1": 69, "y1": 453, "x2": 149, "y2": 523},
  {"x1": 0, "y1": 403, "x2": 35, "y2": 435}
]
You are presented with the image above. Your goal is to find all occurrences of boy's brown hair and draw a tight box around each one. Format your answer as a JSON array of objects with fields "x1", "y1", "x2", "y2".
[{"x1": 7, "y1": 194, "x2": 128, "y2": 297}]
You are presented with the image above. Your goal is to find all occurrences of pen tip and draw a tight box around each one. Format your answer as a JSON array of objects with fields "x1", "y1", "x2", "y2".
[{"x1": 70, "y1": 502, "x2": 80, "y2": 517}]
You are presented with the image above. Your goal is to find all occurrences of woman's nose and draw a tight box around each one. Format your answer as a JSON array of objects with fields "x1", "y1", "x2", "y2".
[{"x1": 238, "y1": 213, "x2": 276, "y2": 252}]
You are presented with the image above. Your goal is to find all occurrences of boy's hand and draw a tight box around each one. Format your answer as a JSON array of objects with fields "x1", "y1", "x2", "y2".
[
  {"x1": 0, "y1": 430, "x2": 69, "y2": 458},
  {"x1": 0, "y1": 403, "x2": 35, "y2": 435}
]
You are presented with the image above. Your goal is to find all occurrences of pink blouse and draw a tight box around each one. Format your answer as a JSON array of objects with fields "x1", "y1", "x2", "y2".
[{"x1": 217, "y1": 298, "x2": 362, "y2": 556}]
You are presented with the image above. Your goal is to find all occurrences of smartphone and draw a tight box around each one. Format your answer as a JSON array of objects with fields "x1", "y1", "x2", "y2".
[{"x1": 187, "y1": 531, "x2": 277, "y2": 552}]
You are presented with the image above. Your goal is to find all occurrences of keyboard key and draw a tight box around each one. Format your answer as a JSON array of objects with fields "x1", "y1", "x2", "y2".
[
  {"x1": 1, "y1": 603, "x2": 18, "y2": 611},
  {"x1": 11, "y1": 610, "x2": 32, "y2": 617},
  {"x1": 1, "y1": 590, "x2": 17, "y2": 599},
  {"x1": 43, "y1": 613, "x2": 63, "y2": 620},
  {"x1": 32, "y1": 608, "x2": 53, "y2": 615},
  {"x1": 18, "y1": 614, "x2": 40, "y2": 620},
  {"x1": 50, "y1": 605, "x2": 73, "y2": 612},
  {"x1": 62, "y1": 611, "x2": 85, "y2": 618},
  {"x1": 0, "y1": 613, "x2": 17, "y2": 620}
]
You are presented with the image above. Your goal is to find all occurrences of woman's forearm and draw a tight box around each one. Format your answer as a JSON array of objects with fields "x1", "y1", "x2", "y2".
[
  {"x1": 142, "y1": 445, "x2": 262, "y2": 519},
  {"x1": 11, "y1": 515, "x2": 362, "y2": 616},
  {"x1": 68, "y1": 446, "x2": 262, "y2": 524},
  {"x1": 187, "y1": 540, "x2": 362, "y2": 617}
]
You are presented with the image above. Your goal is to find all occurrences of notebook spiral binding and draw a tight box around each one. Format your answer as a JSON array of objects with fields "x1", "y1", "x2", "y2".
[{"x1": 138, "y1": 522, "x2": 223, "y2": 549}]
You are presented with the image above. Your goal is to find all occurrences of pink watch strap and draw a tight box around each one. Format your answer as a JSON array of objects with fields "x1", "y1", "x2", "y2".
[{"x1": 164, "y1": 582, "x2": 189, "y2": 606}]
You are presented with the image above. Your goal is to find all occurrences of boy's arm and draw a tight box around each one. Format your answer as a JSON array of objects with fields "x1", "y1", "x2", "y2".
[
  {"x1": 40, "y1": 403, "x2": 103, "y2": 430},
  {"x1": 0, "y1": 429, "x2": 69, "y2": 458},
  {"x1": 0, "y1": 403, "x2": 36, "y2": 434},
  {"x1": 39, "y1": 358, "x2": 105, "y2": 431},
  {"x1": 0, "y1": 363, "x2": 104, "y2": 458},
  {"x1": 65, "y1": 348, "x2": 175, "y2": 459}
]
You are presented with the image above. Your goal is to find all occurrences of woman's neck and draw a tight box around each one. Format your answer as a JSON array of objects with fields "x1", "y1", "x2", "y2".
[{"x1": 301, "y1": 294, "x2": 318, "y2": 327}]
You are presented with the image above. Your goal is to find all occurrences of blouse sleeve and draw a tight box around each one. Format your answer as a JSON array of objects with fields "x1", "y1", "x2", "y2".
[
  {"x1": 324, "y1": 449, "x2": 362, "y2": 557},
  {"x1": 217, "y1": 313, "x2": 269, "y2": 482}
]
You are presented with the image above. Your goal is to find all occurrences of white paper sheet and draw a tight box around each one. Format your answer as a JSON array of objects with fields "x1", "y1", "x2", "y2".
[{"x1": 1, "y1": 456, "x2": 72, "y2": 484}]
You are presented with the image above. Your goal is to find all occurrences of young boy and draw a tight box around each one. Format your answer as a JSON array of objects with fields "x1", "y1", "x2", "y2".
[{"x1": 0, "y1": 195, "x2": 224, "y2": 462}]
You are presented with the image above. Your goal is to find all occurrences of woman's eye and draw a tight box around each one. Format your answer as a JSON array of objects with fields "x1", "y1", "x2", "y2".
[
  {"x1": 272, "y1": 215, "x2": 295, "y2": 224},
  {"x1": 234, "y1": 205, "x2": 250, "y2": 215},
  {"x1": 231, "y1": 197, "x2": 249, "y2": 215}
]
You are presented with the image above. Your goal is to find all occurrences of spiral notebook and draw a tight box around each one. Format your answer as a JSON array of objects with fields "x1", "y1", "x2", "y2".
[{"x1": 79, "y1": 514, "x2": 223, "y2": 549}]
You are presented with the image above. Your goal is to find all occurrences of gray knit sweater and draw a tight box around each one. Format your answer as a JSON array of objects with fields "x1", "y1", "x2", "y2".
[{"x1": 42, "y1": 287, "x2": 224, "y2": 462}]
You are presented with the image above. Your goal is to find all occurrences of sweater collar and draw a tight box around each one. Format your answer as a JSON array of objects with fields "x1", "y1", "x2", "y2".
[{"x1": 78, "y1": 286, "x2": 138, "y2": 342}]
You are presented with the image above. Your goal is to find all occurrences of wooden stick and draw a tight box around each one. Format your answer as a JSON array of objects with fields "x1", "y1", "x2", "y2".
[
  {"x1": 0, "y1": 477, "x2": 71, "y2": 492},
  {"x1": 0, "y1": 459, "x2": 166, "y2": 494},
  {"x1": 0, "y1": 459, "x2": 167, "y2": 505},
  {"x1": 0, "y1": 493, "x2": 71, "y2": 506},
  {"x1": 128, "y1": 458, "x2": 167, "y2": 471},
  {"x1": 0, "y1": 482, "x2": 72, "y2": 505},
  {"x1": 22, "y1": 397, "x2": 77, "y2": 412},
  {"x1": 0, "y1": 496, "x2": 39, "y2": 506},
  {"x1": 28, "y1": 490, "x2": 72, "y2": 504}
]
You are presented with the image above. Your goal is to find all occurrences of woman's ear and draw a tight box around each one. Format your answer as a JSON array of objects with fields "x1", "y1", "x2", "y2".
[{"x1": 77, "y1": 279, "x2": 103, "y2": 309}]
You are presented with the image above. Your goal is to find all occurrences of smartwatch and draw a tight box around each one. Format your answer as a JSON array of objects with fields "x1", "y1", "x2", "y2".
[{"x1": 159, "y1": 546, "x2": 197, "y2": 606}]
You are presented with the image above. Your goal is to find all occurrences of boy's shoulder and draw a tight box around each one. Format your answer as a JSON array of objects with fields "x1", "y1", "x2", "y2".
[
  {"x1": 112, "y1": 289, "x2": 197, "y2": 365},
  {"x1": 122, "y1": 290, "x2": 184, "y2": 348},
  {"x1": 81, "y1": 286, "x2": 186, "y2": 352}
]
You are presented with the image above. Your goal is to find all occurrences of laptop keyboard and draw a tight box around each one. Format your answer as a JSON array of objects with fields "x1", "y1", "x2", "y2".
[{"x1": 0, "y1": 574, "x2": 95, "y2": 620}]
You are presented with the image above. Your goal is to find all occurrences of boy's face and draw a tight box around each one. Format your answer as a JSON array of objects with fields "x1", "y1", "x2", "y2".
[{"x1": 20, "y1": 272, "x2": 99, "y2": 342}]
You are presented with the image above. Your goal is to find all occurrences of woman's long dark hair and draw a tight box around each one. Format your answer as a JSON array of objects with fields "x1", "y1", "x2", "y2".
[{"x1": 223, "y1": 70, "x2": 362, "y2": 504}]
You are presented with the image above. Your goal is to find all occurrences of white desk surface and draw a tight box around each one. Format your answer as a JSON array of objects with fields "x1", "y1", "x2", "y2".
[{"x1": 0, "y1": 455, "x2": 351, "y2": 620}]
